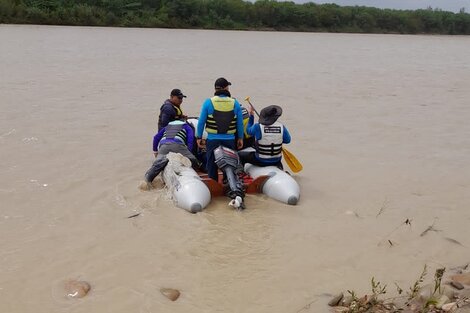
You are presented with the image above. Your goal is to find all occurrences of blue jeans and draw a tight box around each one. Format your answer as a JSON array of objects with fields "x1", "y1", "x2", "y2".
[{"x1": 206, "y1": 138, "x2": 236, "y2": 180}]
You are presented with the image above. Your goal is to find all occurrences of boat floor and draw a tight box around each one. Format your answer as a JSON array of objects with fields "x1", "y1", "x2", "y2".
[{"x1": 198, "y1": 170, "x2": 268, "y2": 197}]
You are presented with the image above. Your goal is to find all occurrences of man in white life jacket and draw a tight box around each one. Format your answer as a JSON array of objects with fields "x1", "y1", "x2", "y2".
[{"x1": 239, "y1": 105, "x2": 291, "y2": 170}]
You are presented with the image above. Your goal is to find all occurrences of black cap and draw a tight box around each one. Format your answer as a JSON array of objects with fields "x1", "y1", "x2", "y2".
[
  {"x1": 170, "y1": 88, "x2": 186, "y2": 98},
  {"x1": 214, "y1": 77, "x2": 231, "y2": 89}
]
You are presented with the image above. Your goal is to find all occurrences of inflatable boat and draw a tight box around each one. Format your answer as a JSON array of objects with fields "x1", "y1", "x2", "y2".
[
  {"x1": 162, "y1": 153, "x2": 211, "y2": 213},
  {"x1": 179, "y1": 118, "x2": 300, "y2": 209},
  {"x1": 244, "y1": 163, "x2": 300, "y2": 205},
  {"x1": 160, "y1": 148, "x2": 268, "y2": 213}
]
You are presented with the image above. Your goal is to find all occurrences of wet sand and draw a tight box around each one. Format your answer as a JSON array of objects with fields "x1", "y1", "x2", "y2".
[{"x1": 0, "y1": 25, "x2": 469, "y2": 312}]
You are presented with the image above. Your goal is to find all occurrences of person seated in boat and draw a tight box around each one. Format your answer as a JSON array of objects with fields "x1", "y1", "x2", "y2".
[
  {"x1": 187, "y1": 117, "x2": 207, "y2": 173},
  {"x1": 157, "y1": 88, "x2": 188, "y2": 131},
  {"x1": 196, "y1": 77, "x2": 244, "y2": 181},
  {"x1": 140, "y1": 119, "x2": 200, "y2": 190},
  {"x1": 239, "y1": 105, "x2": 291, "y2": 170},
  {"x1": 239, "y1": 105, "x2": 255, "y2": 149}
]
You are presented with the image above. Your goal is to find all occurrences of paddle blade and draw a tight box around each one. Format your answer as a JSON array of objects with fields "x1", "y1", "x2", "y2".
[{"x1": 282, "y1": 148, "x2": 303, "y2": 173}]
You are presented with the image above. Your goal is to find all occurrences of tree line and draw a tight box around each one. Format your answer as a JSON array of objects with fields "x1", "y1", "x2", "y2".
[{"x1": 1, "y1": 0, "x2": 469, "y2": 34}]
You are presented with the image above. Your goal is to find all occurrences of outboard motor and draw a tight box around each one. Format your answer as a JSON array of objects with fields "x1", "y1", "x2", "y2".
[{"x1": 213, "y1": 145, "x2": 245, "y2": 210}]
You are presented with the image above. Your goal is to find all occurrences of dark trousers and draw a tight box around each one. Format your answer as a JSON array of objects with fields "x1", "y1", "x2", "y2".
[
  {"x1": 145, "y1": 143, "x2": 199, "y2": 182},
  {"x1": 240, "y1": 136, "x2": 254, "y2": 150},
  {"x1": 206, "y1": 138, "x2": 236, "y2": 181}
]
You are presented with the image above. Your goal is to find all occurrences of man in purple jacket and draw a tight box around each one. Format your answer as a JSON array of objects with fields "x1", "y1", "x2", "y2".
[{"x1": 140, "y1": 120, "x2": 199, "y2": 190}]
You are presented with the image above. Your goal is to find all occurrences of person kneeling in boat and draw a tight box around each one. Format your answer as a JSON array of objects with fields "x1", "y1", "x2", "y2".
[
  {"x1": 140, "y1": 120, "x2": 200, "y2": 190},
  {"x1": 239, "y1": 105, "x2": 291, "y2": 170}
]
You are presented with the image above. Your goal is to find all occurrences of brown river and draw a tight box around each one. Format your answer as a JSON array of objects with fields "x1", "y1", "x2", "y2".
[{"x1": 1, "y1": 24, "x2": 470, "y2": 312}]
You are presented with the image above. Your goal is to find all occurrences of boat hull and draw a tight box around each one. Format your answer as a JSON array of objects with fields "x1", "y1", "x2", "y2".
[
  {"x1": 162, "y1": 153, "x2": 211, "y2": 213},
  {"x1": 244, "y1": 164, "x2": 300, "y2": 205}
]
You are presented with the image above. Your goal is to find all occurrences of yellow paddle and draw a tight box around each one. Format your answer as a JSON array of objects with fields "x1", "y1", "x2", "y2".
[{"x1": 244, "y1": 97, "x2": 303, "y2": 173}]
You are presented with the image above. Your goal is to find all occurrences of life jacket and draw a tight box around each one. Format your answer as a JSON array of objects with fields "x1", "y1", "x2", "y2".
[
  {"x1": 159, "y1": 120, "x2": 187, "y2": 149},
  {"x1": 241, "y1": 106, "x2": 251, "y2": 139},
  {"x1": 206, "y1": 96, "x2": 237, "y2": 134},
  {"x1": 173, "y1": 105, "x2": 183, "y2": 119},
  {"x1": 256, "y1": 122, "x2": 284, "y2": 159},
  {"x1": 157, "y1": 101, "x2": 184, "y2": 130}
]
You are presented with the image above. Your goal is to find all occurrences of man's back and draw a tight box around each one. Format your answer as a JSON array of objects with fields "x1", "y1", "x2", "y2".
[{"x1": 158, "y1": 100, "x2": 177, "y2": 131}]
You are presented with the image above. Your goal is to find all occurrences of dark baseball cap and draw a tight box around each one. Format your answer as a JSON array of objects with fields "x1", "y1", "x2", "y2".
[
  {"x1": 170, "y1": 88, "x2": 186, "y2": 98},
  {"x1": 214, "y1": 77, "x2": 231, "y2": 89}
]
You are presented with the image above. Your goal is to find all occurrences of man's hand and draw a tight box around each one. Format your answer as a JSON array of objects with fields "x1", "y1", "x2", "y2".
[
  {"x1": 197, "y1": 138, "x2": 206, "y2": 149},
  {"x1": 247, "y1": 105, "x2": 254, "y2": 116},
  {"x1": 237, "y1": 138, "x2": 243, "y2": 150},
  {"x1": 154, "y1": 152, "x2": 158, "y2": 158}
]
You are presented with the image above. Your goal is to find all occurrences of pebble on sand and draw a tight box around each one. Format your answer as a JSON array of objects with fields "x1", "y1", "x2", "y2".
[
  {"x1": 328, "y1": 292, "x2": 344, "y2": 306},
  {"x1": 64, "y1": 280, "x2": 91, "y2": 298},
  {"x1": 451, "y1": 272, "x2": 470, "y2": 285},
  {"x1": 435, "y1": 294, "x2": 450, "y2": 309},
  {"x1": 450, "y1": 281, "x2": 464, "y2": 290},
  {"x1": 441, "y1": 302, "x2": 457, "y2": 312},
  {"x1": 160, "y1": 288, "x2": 180, "y2": 301}
]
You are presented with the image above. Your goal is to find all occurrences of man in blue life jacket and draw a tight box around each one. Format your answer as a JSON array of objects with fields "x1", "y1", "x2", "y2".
[
  {"x1": 239, "y1": 104, "x2": 291, "y2": 169},
  {"x1": 196, "y1": 77, "x2": 244, "y2": 181},
  {"x1": 157, "y1": 88, "x2": 187, "y2": 131},
  {"x1": 140, "y1": 119, "x2": 199, "y2": 190}
]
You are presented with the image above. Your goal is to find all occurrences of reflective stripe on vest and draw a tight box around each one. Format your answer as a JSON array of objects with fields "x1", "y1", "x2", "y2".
[
  {"x1": 160, "y1": 121, "x2": 187, "y2": 147},
  {"x1": 256, "y1": 122, "x2": 284, "y2": 159},
  {"x1": 206, "y1": 96, "x2": 237, "y2": 134}
]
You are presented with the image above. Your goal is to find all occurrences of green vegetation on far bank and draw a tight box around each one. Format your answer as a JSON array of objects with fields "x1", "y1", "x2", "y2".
[{"x1": 1, "y1": 0, "x2": 469, "y2": 35}]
